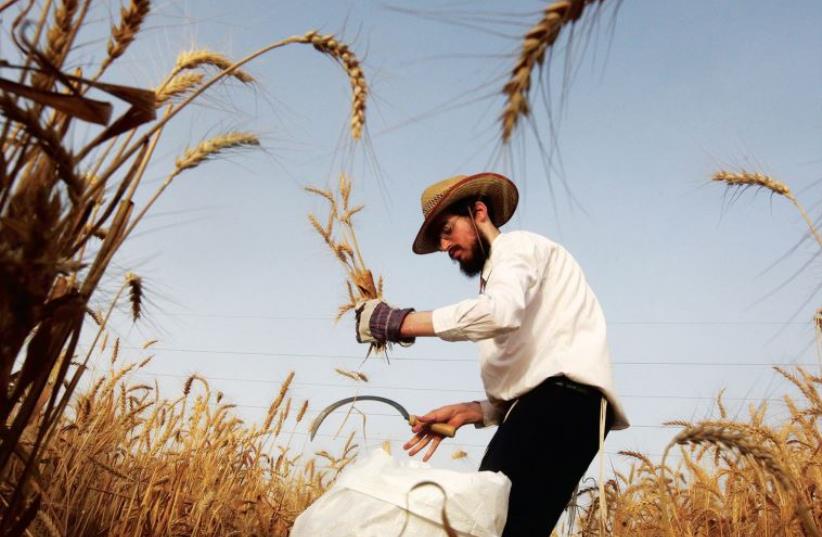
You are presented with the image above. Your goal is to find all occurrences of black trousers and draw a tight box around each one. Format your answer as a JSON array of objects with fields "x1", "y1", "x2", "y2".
[{"x1": 479, "y1": 377, "x2": 614, "y2": 537}]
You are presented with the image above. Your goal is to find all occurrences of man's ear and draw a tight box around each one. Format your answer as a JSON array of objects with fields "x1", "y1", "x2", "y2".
[{"x1": 473, "y1": 200, "x2": 490, "y2": 223}]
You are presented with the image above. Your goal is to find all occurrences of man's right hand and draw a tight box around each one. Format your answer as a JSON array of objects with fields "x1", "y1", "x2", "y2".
[{"x1": 403, "y1": 402, "x2": 484, "y2": 462}]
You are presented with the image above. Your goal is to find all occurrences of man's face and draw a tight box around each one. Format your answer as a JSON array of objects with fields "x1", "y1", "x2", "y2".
[{"x1": 433, "y1": 213, "x2": 490, "y2": 278}]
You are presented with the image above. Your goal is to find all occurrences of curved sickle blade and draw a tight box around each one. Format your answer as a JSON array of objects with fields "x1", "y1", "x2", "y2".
[{"x1": 309, "y1": 395, "x2": 409, "y2": 441}]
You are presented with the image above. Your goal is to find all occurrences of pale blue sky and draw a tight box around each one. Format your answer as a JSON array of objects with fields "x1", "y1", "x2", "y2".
[{"x1": 75, "y1": 0, "x2": 821, "y2": 475}]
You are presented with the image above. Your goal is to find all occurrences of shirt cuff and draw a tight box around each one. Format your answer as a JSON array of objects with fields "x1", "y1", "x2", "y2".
[{"x1": 475, "y1": 400, "x2": 505, "y2": 428}]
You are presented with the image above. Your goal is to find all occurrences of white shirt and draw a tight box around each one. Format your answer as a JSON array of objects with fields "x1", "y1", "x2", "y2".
[{"x1": 432, "y1": 230, "x2": 629, "y2": 429}]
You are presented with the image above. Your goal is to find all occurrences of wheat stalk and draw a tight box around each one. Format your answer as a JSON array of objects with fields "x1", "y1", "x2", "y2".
[{"x1": 501, "y1": 0, "x2": 605, "y2": 143}]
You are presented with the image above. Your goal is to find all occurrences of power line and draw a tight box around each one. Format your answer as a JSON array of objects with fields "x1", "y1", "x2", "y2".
[
  {"x1": 366, "y1": 441, "x2": 684, "y2": 459},
  {"x1": 235, "y1": 430, "x2": 682, "y2": 458},
  {"x1": 121, "y1": 346, "x2": 817, "y2": 367},
  {"x1": 190, "y1": 403, "x2": 724, "y2": 430},
  {"x1": 155, "y1": 311, "x2": 814, "y2": 326},
  {"x1": 133, "y1": 371, "x2": 789, "y2": 402}
]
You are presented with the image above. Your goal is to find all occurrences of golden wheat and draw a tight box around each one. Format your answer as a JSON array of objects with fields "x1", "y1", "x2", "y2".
[
  {"x1": 45, "y1": 0, "x2": 79, "y2": 60},
  {"x1": 17, "y1": 365, "x2": 353, "y2": 536},
  {"x1": 102, "y1": 0, "x2": 150, "y2": 70},
  {"x1": 306, "y1": 174, "x2": 387, "y2": 357},
  {"x1": 713, "y1": 169, "x2": 822, "y2": 248},
  {"x1": 334, "y1": 367, "x2": 368, "y2": 382},
  {"x1": 712, "y1": 170, "x2": 791, "y2": 196},
  {"x1": 576, "y1": 369, "x2": 822, "y2": 536},
  {"x1": 155, "y1": 72, "x2": 204, "y2": 105},
  {"x1": 125, "y1": 271, "x2": 142, "y2": 321},
  {"x1": 501, "y1": 0, "x2": 605, "y2": 143},
  {"x1": 175, "y1": 132, "x2": 260, "y2": 174},
  {"x1": 299, "y1": 31, "x2": 367, "y2": 140},
  {"x1": 172, "y1": 49, "x2": 255, "y2": 83}
]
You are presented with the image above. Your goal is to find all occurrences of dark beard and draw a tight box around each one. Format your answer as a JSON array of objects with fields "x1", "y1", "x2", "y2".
[{"x1": 458, "y1": 234, "x2": 491, "y2": 278}]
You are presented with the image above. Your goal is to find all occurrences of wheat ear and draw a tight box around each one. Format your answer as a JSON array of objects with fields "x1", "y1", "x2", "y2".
[
  {"x1": 174, "y1": 132, "x2": 260, "y2": 173},
  {"x1": 171, "y1": 49, "x2": 255, "y2": 83},
  {"x1": 713, "y1": 170, "x2": 822, "y2": 248},
  {"x1": 101, "y1": 0, "x2": 150, "y2": 71},
  {"x1": 120, "y1": 132, "x2": 259, "y2": 244},
  {"x1": 300, "y1": 31, "x2": 367, "y2": 140},
  {"x1": 712, "y1": 170, "x2": 791, "y2": 196},
  {"x1": 155, "y1": 72, "x2": 204, "y2": 106},
  {"x1": 501, "y1": 0, "x2": 604, "y2": 143},
  {"x1": 32, "y1": 0, "x2": 79, "y2": 87},
  {"x1": 46, "y1": 0, "x2": 79, "y2": 57},
  {"x1": 90, "y1": 31, "x2": 366, "y2": 180},
  {"x1": 125, "y1": 272, "x2": 142, "y2": 321}
]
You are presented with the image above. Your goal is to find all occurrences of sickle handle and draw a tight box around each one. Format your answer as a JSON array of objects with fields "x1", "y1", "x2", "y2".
[{"x1": 408, "y1": 415, "x2": 456, "y2": 438}]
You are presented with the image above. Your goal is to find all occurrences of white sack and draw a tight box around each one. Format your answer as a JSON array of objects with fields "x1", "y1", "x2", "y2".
[{"x1": 291, "y1": 449, "x2": 511, "y2": 537}]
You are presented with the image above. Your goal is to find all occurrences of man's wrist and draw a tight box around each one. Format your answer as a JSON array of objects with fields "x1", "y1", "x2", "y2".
[
  {"x1": 474, "y1": 400, "x2": 503, "y2": 428},
  {"x1": 399, "y1": 311, "x2": 436, "y2": 338}
]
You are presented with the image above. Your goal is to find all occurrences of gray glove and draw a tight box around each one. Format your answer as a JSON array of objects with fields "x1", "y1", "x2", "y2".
[{"x1": 355, "y1": 299, "x2": 415, "y2": 345}]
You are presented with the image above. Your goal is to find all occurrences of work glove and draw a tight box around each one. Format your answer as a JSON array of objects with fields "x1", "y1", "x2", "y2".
[{"x1": 355, "y1": 299, "x2": 415, "y2": 346}]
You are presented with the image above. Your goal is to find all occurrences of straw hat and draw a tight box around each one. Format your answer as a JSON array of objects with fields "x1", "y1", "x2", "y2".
[{"x1": 412, "y1": 172, "x2": 519, "y2": 254}]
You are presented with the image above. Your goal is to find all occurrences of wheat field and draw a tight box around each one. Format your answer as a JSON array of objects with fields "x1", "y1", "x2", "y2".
[
  {"x1": 19, "y1": 357, "x2": 356, "y2": 536},
  {"x1": 2, "y1": 0, "x2": 821, "y2": 536},
  {"x1": 13, "y1": 350, "x2": 821, "y2": 536}
]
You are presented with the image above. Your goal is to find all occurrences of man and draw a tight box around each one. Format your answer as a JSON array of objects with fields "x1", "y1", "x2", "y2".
[{"x1": 355, "y1": 172, "x2": 629, "y2": 536}]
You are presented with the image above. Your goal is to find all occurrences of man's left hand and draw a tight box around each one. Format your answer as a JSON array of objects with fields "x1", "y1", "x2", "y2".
[{"x1": 403, "y1": 402, "x2": 483, "y2": 461}]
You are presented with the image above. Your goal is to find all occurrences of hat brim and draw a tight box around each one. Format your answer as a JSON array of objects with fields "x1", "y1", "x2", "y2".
[{"x1": 412, "y1": 172, "x2": 518, "y2": 254}]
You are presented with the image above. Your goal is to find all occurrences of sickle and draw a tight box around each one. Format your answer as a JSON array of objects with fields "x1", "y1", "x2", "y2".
[{"x1": 309, "y1": 395, "x2": 456, "y2": 440}]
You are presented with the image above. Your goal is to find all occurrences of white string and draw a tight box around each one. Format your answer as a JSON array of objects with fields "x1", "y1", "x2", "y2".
[
  {"x1": 598, "y1": 397, "x2": 607, "y2": 535},
  {"x1": 466, "y1": 204, "x2": 487, "y2": 259}
]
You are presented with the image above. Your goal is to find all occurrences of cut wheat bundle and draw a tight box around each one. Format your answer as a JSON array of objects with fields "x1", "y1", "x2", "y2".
[{"x1": 306, "y1": 173, "x2": 386, "y2": 357}]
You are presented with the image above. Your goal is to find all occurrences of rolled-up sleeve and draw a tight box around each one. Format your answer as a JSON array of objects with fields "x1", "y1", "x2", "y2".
[{"x1": 432, "y1": 236, "x2": 540, "y2": 342}]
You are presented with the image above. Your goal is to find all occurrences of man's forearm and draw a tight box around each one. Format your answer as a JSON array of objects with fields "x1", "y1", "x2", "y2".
[{"x1": 399, "y1": 311, "x2": 436, "y2": 338}]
